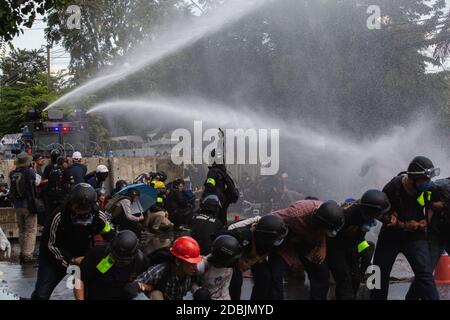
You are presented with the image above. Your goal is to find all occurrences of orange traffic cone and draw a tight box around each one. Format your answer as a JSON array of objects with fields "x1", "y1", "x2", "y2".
[{"x1": 434, "y1": 254, "x2": 450, "y2": 285}]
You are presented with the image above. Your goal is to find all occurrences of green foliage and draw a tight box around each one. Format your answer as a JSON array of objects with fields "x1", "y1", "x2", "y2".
[{"x1": 0, "y1": 0, "x2": 63, "y2": 41}]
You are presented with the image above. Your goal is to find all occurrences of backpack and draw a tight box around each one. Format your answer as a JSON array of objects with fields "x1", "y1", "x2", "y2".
[
  {"x1": 9, "y1": 170, "x2": 28, "y2": 201},
  {"x1": 223, "y1": 172, "x2": 240, "y2": 203},
  {"x1": 105, "y1": 195, "x2": 129, "y2": 219},
  {"x1": 47, "y1": 165, "x2": 64, "y2": 192}
]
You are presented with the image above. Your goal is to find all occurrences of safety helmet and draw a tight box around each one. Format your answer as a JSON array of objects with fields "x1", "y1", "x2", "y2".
[
  {"x1": 200, "y1": 194, "x2": 222, "y2": 215},
  {"x1": 170, "y1": 236, "x2": 202, "y2": 264},
  {"x1": 126, "y1": 188, "x2": 140, "y2": 198},
  {"x1": 96, "y1": 165, "x2": 109, "y2": 173},
  {"x1": 70, "y1": 183, "x2": 97, "y2": 212},
  {"x1": 312, "y1": 200, "x2": 345, "y2": 236},
  {"x1": 109, "y1": 230, "x2": 139, "y2": 265},
  {"x1": 254, "y1": 214, "x2": 289, "y2": 248},
  {"x1": 72, "y1": 151, "x2": 82, "y2": 161},
  {"x1": 407, "y1": 156, "x2": 440, "y2": 180},
  {"x1": 359, "y1": 189, "x2": 391, "y2": 219},
  {"x1": 152, "y1": 180, "x2": 166, "y2": 190},
  {"x1": 115, "y1": 180, "x2": 129, "y2": 191},
  {"x1": 209, "y1": 235, "x2": 242, "y2": 268}
]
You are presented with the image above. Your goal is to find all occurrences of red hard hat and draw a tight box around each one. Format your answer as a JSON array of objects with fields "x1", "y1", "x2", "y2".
[{"x1": 170, "y1": 236, "x2": 202, "y2": 264}]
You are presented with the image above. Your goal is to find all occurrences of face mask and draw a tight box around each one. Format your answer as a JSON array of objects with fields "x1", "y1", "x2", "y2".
[
  {"x1": 416, "y1": 183, "x2": 433, "y2": 192},
  {"x1": 273, "y1": 238, "x2": 285, "y2": 246},
  {"x1": 71, "y1": 213, "x2": 93, "y2": 227},
  {"x1": 326, "y1": 229, "x2": 338, "y2": 238},
  {"x1": 361, "y1": 219, "x2": 377, "y2": 233}
]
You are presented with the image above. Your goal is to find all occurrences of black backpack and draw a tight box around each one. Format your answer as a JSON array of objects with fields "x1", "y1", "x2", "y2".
[
  {"x1": 223, "y1": 172, "x2": 240, "y2": 204},
  {"x1": 9, "y1": 170, "x2": 28, "y2": 201},
  {"x1": 48, "y1": 165, "x2": 64, "y2": 192}
]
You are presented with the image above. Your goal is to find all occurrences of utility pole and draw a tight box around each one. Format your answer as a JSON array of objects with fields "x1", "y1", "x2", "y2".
[{"x1": 47, "y1": 44, "x2": 51, "y2": 91}]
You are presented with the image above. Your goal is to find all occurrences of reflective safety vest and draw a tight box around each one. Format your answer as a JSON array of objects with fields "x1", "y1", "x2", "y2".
[{"x1": 417, "y1": 191, "x2": 432, "y2": 207}]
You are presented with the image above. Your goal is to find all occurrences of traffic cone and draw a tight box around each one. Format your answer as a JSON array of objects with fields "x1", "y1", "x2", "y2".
[{"x1": 434, "y1": 254, "x2": 450, "y2": 285}]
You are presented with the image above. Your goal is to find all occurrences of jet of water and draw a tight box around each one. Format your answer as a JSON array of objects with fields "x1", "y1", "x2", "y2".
[
  {"x1": 45, "y1": 0, "x2": 273, "y2": 111},
  {"x1": 87, "y1": 96, "x2": 450, "y2": 199}
]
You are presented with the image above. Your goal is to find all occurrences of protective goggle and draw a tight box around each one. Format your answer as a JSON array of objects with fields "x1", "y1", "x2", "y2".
[
  {"x1": 255, "y1": 227, "x2": 289, "y2": 247},
  {"x1": 360, "y1": 202, "x2": 391, "y2": 218},
  {"x1": 407, "y1": 167, "x2": 440, "y2": 179},
  {"x1": 71, "y1": 213, "x2": 94, "y2": 226}
]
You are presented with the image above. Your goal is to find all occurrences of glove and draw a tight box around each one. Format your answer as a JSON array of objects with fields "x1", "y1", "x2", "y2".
[
  {"x1": 0, "y1": 228, "x2": 11, "y2": 259},
  {"x1": 193, "y1": 287, "x2": 211, "y2": 300},
  {"x1": 123, "y1": 282, "x2": 140, "y2": 299}
]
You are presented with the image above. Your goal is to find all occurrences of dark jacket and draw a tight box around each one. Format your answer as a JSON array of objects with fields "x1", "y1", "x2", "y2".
[
  {"x1": 64, "y1": 163, "x2": 87, "y2": 185},
  {"x1": 166, "y1": 189, "x2": 193, "y2": 217},
  {"x1": 40, "y1": 203, "x2": 115, "y2": 271},
  {"x1": 202, "y1": 164, "x2": 238, "y2": 205}
]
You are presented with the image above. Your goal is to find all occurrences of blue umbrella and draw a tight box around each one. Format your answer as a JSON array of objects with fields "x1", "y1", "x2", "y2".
[{"x1": 118, "y1": 183, "x2": 158, "y2": 212}]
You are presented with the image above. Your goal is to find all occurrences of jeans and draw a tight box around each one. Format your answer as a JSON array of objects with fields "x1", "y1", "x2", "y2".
[
  {"x1": 405, "y1": 235, "x2": 450, "y2": 300},
  {"x1": 31, "y1": 256, "x2": 67, "y2": 300},
  {"x1": 299, "y1": 255, "x2": 330, "y2": 300},
  {"x1": 371, "y1": 234, "x2": 439, "y2": 300},
  {"x1": 327, "y1": 241, "x2": 375, "y2": 300}
]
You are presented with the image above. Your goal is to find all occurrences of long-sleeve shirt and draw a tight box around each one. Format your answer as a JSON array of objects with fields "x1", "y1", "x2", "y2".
[
  {"x1": 119, "y1": 198, "x2": 141, "y2": 222},
  {"x1": 40, "y1": 209, "x2": 114, "y2": 269},
  {"x1": 272, "y1": 200, "x2": 325, "y2": 266}
]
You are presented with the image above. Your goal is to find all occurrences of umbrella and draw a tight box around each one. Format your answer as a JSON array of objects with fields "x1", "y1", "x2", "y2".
[{"x1": 118, "y1": 183, "x2": 158, "y2": 212}]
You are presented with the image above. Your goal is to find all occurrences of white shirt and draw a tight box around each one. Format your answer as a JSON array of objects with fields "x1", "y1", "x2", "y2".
[{"x1": 196, "y1": 256, "x2": 233, "y2": 300}]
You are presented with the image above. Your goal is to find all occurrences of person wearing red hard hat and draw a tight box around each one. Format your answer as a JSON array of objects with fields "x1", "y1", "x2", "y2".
[{"x1": 125, "y1": 236, "x2": 210, "y2": 300}]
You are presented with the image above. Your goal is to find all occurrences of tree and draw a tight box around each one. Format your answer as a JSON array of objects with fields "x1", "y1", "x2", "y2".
[
  {"x1": 0, "y1": 48, "x2": 47, "y2": 86},
  {"x1": 0, "y1": 0, "x2": 63, "y2": 41},
  {"x1": 45, "y1": 0, "x2": 185, "y2": 81}
]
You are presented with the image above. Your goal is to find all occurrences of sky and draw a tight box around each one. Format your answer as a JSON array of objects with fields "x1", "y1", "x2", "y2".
[{"x1": 4, "y1": 1, "x2": 450, "y2": 73}]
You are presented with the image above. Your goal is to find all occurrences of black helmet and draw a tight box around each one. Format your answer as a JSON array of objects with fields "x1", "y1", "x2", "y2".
[
  {"x1": 70, "y1": 183, "x2": 97, "y2": 213},
  {"x1": 200, "y1": 194, "x2": 222, "y2": 215},
  {"x1": 254, "y1": 215, "x2": 288, "y2": 255},
  {"x1": 156, "y1": 171, "x2": 167, "y2": 182},
  {"x1": 109, "y1": 230, "x2": 139, "y2": 266},
  {"x1": 115, "y1": 179, "x2": 128, "y2": 191},
  {"x1": 359, "y1": 189, "x2": 391, "y2": 219},
  {"x1": 56, "y1": 156, "x2": 65, "y2": 167},
  {"x1": 407, "y1": 156, "x2": 440, "y2": 180},
  {"x1": 50, "y1": 149, "x2": 61, "y2": 162},
  {"x1": 209, "y1": 235, "x2": 242, "y2": 268},
  {"x1": 312, "y1": 200, "x2": 345, "y2": 236},
  {"x1": 126, "y1": 188, "x2": 140, "y2": 198}
]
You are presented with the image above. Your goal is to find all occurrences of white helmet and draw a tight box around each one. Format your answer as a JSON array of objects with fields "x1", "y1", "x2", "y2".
[
  {"x1": 72, "y1": 151, "x2": 82, "y2": 161},
  {"x1": 96, "y1": 165, "x2": 109, "y2": 173}
]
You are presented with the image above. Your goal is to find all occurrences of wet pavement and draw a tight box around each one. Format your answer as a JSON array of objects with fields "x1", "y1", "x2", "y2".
[{"x1": 1, "y1": 236, "x2": 449, "y2": 300}]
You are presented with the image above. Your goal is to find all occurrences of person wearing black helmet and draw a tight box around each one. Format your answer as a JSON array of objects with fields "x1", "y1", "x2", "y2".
[
  {"x1": 407, "y1": 177, "x2": 450, "y2": 299},
  {"x1": 202, "y1": 149, "x2": 240, "y2": 225},
  {"x1": 112, "y1": 179, "x2": 129, "y2": 196},
  {"x1": 326, "y1": 190, "x2": 390, "y2": 300},
  {"x1": 74, "y1": 230, "x2": 148, "y2": 300},
  {"x1": 191, "y1": 195, "x2": 225, "y2": 255},
  {"x1": 196, "y1": 235, "x2": 242, "y2": 300},
  {"x1": 46, "y1": 156, "x2": 71, "y2": 216},
  {"x1": 223, "y1": 214, "x2": 288, "y2": 300},
  {"x1": 31, "y1": 183, "x2": 115, "y2": 300},
  {"x1": 43, "y1": 149, "x2": 61, "y2": 179},
  {"x1": 371, "y1": 156, "x2": 440, "y2": 300},
  {"x1": 109, "y1": 188, "x2": 144, "y2": 236},
  {"x1": 258, "y1": 199, "x2": 345, "y2": 300}
]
